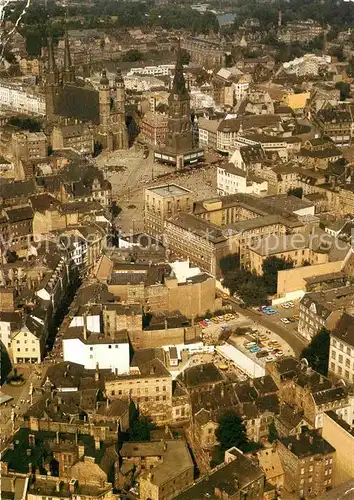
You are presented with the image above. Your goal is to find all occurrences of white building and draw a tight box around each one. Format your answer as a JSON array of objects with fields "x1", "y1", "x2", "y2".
[
  {"x1": 0, "y1": 312, "x2": 21, "y2": 351},
  {"x1": 283, "y1": 54, "x2": 331, "y2": 77},
  {"x1": 233, "y1": 134, "x2": 288, "y2": 162},
  {"x1": 217, "y1": 163, "x2": 268, "y2": 196},
  {"x1": 127, "y1": 64, "x2": 175, "y2": 77},
  {"x1": 63, "y1": 320, "x2": 130, "y2": 374},
  {"x1": 12, "y1": 317, "x2": 44, "y2": 364},
  {"x1": 0, "y1": 80, "x2": 46, "y2": 115}
]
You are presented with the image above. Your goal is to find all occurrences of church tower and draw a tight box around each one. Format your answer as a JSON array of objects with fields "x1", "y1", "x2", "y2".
[
  {"x1": 154, "y1": 42, "x2": 203, "y2": 169},
  {"x1": 45, "y1": 34, "x2": 60, "y2": 119},
  {"x1": 62, "y1": 26, "x2": 75, "y2": 84},
  {"x1": 112, "y1": 67, "x2": 129, "y2": 150},
  {"x1": 97, "y1": 69, "x2": 113, "y2": 150}
]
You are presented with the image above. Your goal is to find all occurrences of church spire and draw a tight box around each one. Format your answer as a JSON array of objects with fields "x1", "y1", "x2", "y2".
[
  {"x1": 64, "y1": 26, "x2": 72, "y2": 71},
  {"x1": 171, "y1": 40, "x2": 188, "y2": 97},
  {"x1": 62, "y1": 13, "x2": 75, "y2": 84},
  {"x1": 47, "y1": 34, "x2": 56, "y2": 74}
]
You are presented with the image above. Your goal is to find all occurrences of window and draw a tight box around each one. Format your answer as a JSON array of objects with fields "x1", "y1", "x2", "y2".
[
  {"x1": 300, "y1": 468, "x2": 305, "y2": 475},
  {"x1": 309, "y1": 477, "x2": 313, "y2": 483},
  {"x1": 90, "y1": 347, "x2": 93, "y2": 351},
  {"x1": 108, "y1": 345, "x2": 112, "y2": 349}
]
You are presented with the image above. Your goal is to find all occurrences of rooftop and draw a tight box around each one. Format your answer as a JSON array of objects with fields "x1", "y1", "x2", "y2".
[
  {"x1": 280, "y1": 430, "x2": 335, "y2": 458},
  {"x1": 147, "y1": 184, "x2": 192, "y2": 198},
  {"x1": 331, "y1": 312, "x2": 354, "y2": 348},
  {"x1": 176, "y1": 448, "x2": 264, "y2": 499}
]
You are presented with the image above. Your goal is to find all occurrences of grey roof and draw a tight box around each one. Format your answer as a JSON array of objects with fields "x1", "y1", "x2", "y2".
[
  {"x1": 176, "y1": 448, "x2": 264, "y2": 499},
  {"x1": 280, "y1": 431, "x2": 335, "y2": 458},
  {"x1": 331, "y1": 312, "x2": 354, "y2": 348}
]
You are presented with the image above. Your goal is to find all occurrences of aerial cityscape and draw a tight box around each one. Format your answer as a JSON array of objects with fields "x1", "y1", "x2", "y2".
[{"x1": 0, "y1": 0, "x2": 354, "y2": 498}]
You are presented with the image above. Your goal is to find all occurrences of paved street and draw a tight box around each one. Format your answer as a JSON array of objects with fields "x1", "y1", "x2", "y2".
[
  {"x1": 223, "y1": 297, "x2": 307, "y2": 358},
  {"x1": 0, "y1": 365, "x2": 46, "y2": 447}
]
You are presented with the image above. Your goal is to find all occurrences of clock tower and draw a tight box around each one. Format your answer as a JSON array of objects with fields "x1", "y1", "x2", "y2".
[{"x1": 154, "y1": 42, "x2": 203, "y2": 169}]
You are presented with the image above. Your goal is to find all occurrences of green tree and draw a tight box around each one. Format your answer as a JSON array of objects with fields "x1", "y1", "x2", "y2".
[
  {"x1": 129, "y1": 401, "x2": 155, "y2": 441},
  {"x1": 262, "y1": 256, "x2": 294, "y2": 296},
  {"x1": 220, "y1": 253, "x2": 240, "y2": 274},
  {"x1": 122, "y1": 50, "x2": 144, "y2": 62},
  {"x1": 300, "y1": 328, "x2": 330, "y2": 376},
  {"x1": 268, "y1": 422, "x2": 278, "y2": 443},
  {"x1": 180, "y1": 49, "x2": 191, "y2": 66},
  {"x1": 335, "y1": 82, "x2": 350, "y2": 101},
  {"x1": 216, "y1": 410, "x2": 248, "y2": 452},
  {"x1": 288, "y1": 187, "x2": 303, "y2": 199}
]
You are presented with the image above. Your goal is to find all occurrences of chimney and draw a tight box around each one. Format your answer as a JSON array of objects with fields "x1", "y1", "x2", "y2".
[
  {"x1": 26, "y1": 449, "x2": 32, "y2": 456},
  {"x1": 56, "y1": 431, "x2": 60, "y2": 444},
  {"x1": 309, "y1": 435, "x2": 314, "y2": 445},
  {"x1": 164, "y1": 318, "x2": 168, "y2": 330},
  {"x1": 106, "y1": 398, "x2": 110, "y2": 408},
  {"x1": 28, "y1": 462, "x2": 32, "y2": 473},
  {"x1": 221, "y1": 386, "x2": 224, "y2": 398},
  {"x1": 83, "y1": 313, "x2": 88, "y2": 340},
  {"x1": 94, "y1": 437, "x2": 100, "y2": 451},
  {"x1": 163, "y1": 441, "x2": 167, "y2": 451},
  {"x1": 57, "y1": 396, "x2": 62, "y2": 405},
  {"x1": 296, "y1": 433, "x2": 300, "y2": 440},
  {"x1": 95, "y1": 362, "x2": 99, "y2": 382},
  {"x1": 56, "y1": 481, "x2": 61, "y2": 493},
  {"x1": 78, "y1": 444, "x2": 85, "y2": 457},
  {"x1": 69, "y1": 479, "x2": 78, "y2": 493}
]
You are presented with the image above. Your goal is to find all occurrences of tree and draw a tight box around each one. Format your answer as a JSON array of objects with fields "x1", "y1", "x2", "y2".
[
  {"x1": 216, "y1": 410, "x2": 248, "y2": 452},
  {"x1": 220, "y1": 253, "x2": 240, "y2": 274},
  {"x1": 180, "y1": 49, "x2": 190, "y2": 66},
  {"x1": 300, "y1": 328, "x2": 330, "y2": 376},
  {"x1": 122, "y1": 50, "x2": 144, "y2": 62},
  {"x1": 129, "y1": 401, "x2": 155, "y2": 441},
  {"x1": 335, "y1": 81, "x2": 350, "y2": 101},
  {"x1": 262, "y1": 256, "x2": 294, "y2": 296},
  {"x1": 288, "y1": 187, "x2": 303, "y2": 199},
  {"x1": 268, "y1": 422, "x2": 279, "y2": 443}
]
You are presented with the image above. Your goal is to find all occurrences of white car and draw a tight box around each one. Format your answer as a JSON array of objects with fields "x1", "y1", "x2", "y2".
[
  {"x1": 288, "y1": 302, "x2": 294, "y2": 308},
  {"x1": 280, "y1": 318, "x2": 290, "y2": 324},
  {"x1": 282, "y1": 303, "x2": 289, "y2": 309}
]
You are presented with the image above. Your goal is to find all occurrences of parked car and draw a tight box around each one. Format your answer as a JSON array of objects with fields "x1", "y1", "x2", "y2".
[{"x1": 280, "y1": 318, "x2": 290, "y2": 324}]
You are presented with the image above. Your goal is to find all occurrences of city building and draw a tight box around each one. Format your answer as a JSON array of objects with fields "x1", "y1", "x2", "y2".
[
  {"x1": 45, "y1": 30, "x2": 128, "y2": 152},
  {"x1": 137, "y1": 439, "x2": 194, "y2": 500},
  {"x1": 322, "y1": 411, "x2": 354, "y2": 487},
  {"x1": 278, "y1": 430, "x2": 335, "y2": 498},
  {"x1": 144, "y1": 183, "x2": 193, "y2": 239},
  {"x1": 51, "y1": 123, "x2": 94, "y2": 154},
  {"x1": 164, "y1": 212, "x2": 229, "y2": 277},
  {"x1": 298, "y1": 286, "x2": 354, "y2": 342},
  {"x1": 313, "y1": 105, "x2": 353, "y2": 147},
  {"x1": 62, "y1": 322, "x2": 130, "y2": 374},
  {"x1": 181, "y1": 36, "x2": 226, "y2": 68},
  {"x1": 267, "y1": 357, "x2": 349, "y2": 429},
  {"x1": 217, "y1": 162, "x2": 268, "y2": 196},
  {"x1": 0, "y1": 79, "x2": 46, "y2": 115},
  {"x1": 177, "y1": 447, "x2": 265, "y2": 499},
  {"x1": 154, "y1": 46, "x2": 204, "y2": 169},
  {"x1": 328, "y1": 312, "x2": 354, "y2": 384},
  {"x1": 105, "y1": 358, "x2": 172, "y2": 423},
  {"x1": 140, "y1": 111, "x2": 168, "y2": 146},
  {"x1": 249, "y1": 229, "x2": 349, "y2": 276}
]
